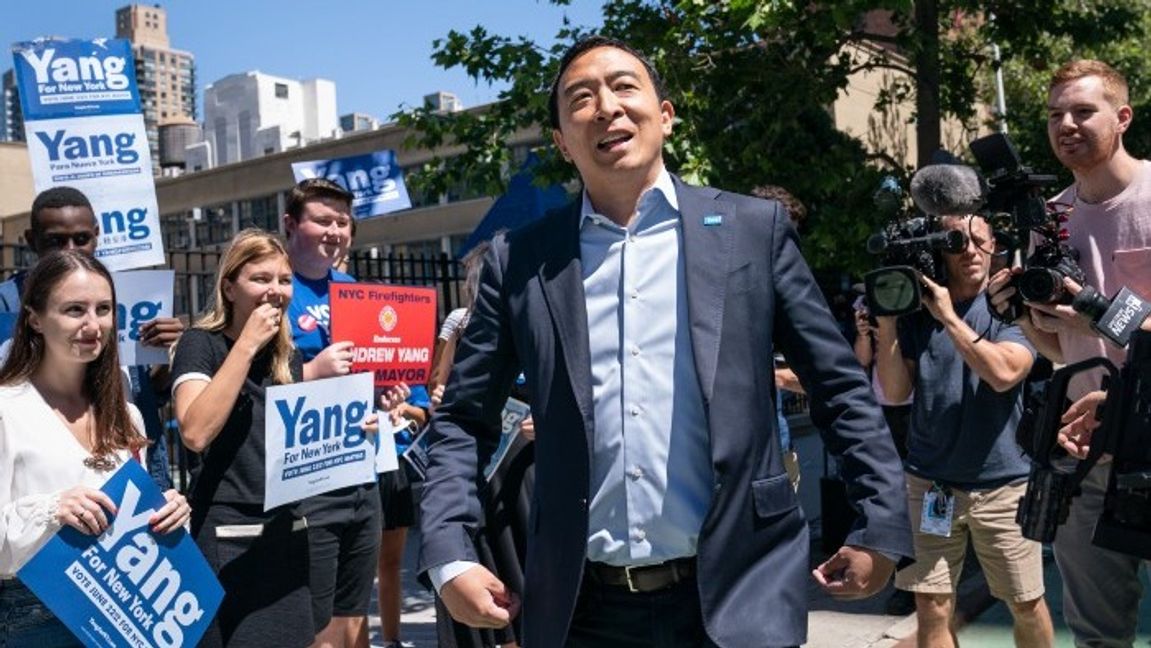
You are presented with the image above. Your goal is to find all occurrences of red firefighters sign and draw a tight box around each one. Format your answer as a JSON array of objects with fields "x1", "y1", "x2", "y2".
[{"x1": 329, "y1": 283, "x2": 437, "y2": 388}]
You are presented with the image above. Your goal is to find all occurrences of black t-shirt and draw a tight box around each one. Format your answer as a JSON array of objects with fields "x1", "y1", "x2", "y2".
[{"x1": 171, "y1": 328, "x2": 303, "y2": 508}]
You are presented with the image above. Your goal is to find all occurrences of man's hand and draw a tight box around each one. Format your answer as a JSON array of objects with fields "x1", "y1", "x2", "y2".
[
  {"x1": 1059, "y1": 389, "x2": 1107, "y2": 460},
  {"x1": 139, "y1": 316, "x2": 185, "y2": 349},
  {"x1": 440, "y1": 565, "x2": 520, "y2": 629},
  {"x1": 812, "y1": 546, "x2": 895, "y2": 600},
  {"x1": 919, "y1": 275, "x2": 957, "y2": 324},
  {"x1": 1026, "y1": 277, "x2": 1095, "y2": 337},
  {"x1": 987, "y1": 267, "x2": 1025, "y2": 322}
]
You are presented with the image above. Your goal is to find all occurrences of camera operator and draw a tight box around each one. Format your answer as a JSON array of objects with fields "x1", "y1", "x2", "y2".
[
  {"x1": 876, "y1": 214, "x2": 1053, "y2": 647},
  {"x1": 988, "y1": 60, "x2": 1151, "y2": 648}
]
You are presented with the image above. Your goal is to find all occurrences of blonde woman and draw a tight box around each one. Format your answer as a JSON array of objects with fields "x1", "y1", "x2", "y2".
[
  {"x1": 0, "y1": 251, "x2": 190, "y2": 646},
  {"x1": 172, "y1": 229, "x2": 321, "y2": 647}
]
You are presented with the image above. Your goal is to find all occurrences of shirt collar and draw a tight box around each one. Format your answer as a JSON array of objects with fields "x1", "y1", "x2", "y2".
[{"x1": 579, "y1": 167, "x2": 679, "y2": 228}]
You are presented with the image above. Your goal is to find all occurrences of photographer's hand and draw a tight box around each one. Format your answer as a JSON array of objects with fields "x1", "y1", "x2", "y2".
[
  {"x1": 1027, "y1": 277, "x2": 1095, "y2": 338},
  {"x1": 988, "y1": 268, "x2": 1065, "y2": 361},
  {"x1": 1059, "y1": 389, "x2": 1106, "y2": 460},
  {"x1": 987, "y1": 267, "x2": 1024, "y2": 321},
  {"x1": 919, "y1": 275, "x2": 957, "y2": 325}
]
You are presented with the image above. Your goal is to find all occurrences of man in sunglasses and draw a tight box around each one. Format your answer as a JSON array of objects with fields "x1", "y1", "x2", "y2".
[
  {"x1": 0, "y1": 186, "x2": 184, "y2": 490},
  {"x1": 873, "y1": 214, "x2": 1052, "y2": 647}
]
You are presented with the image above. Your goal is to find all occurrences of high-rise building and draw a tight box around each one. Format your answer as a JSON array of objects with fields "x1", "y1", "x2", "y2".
[
  {"x1": 115, "y1": 4, "x2": 196, "y2": 172},
  {"x1": 186, "y1": 71, "x2": 338, "y2": 170},
  {"x1": 1, "y1": 69, "x2": 24, "y2": 143}
]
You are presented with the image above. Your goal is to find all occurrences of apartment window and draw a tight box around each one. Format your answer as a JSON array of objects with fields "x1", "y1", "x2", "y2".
[{"x1": 275, "y1": 83, "x2": 289, "y2": 99}]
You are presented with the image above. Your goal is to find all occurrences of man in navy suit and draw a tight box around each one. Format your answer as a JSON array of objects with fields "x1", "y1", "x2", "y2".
[{"x1": 419, "y1": 36, "x2": 914, "y2": 647}]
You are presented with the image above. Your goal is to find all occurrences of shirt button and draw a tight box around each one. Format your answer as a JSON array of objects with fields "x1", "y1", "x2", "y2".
[
  {"x1": 633, "y1": 528, "x2": 646, "y2": 542},
  {"x1": 629, "y1": 466, "x2": 644, "y2": 480},
  {"x1": 630, "y1": 290, "x2": 639, "y2": 300},
  {"x1": 630, "y1": 406, "x2": 640, "y2": 417},
  {"x1": 630, "y1": 346, "x2": 640, "y2": 357}
]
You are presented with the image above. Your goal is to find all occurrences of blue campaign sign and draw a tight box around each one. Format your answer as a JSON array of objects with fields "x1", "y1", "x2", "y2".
[
  {"x1": 292, "y1": 150, "x2": 412, "y2": 219},
  {"x1": 18, "y1": 461, "x2": 223, "y2": 648},
  {"x1": 11, "y1": 38, "x2": 141, "y2": 121}
]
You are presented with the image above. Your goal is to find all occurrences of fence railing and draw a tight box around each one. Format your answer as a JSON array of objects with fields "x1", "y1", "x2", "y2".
[{"x1": 3, "y1": 245, "x2": 464, "y2": 490}]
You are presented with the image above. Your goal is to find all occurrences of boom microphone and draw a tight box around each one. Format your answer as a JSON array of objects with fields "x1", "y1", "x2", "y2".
[{"x1": 910, "y1": 164, "x2": 987, "y2": 217}]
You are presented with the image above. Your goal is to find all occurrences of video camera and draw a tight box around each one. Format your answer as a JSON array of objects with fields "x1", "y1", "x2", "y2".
[
  {"x1": 862, "y1": 177, "x2": 967, "y2": 317},
  {"x1": 862, "y1": 132, "x2": 1086, "y2": 319},
  {"x1": 968, "y1": 133, "x2": 1087, "y2": 320},
  {"x1": 1016, "y1": 330, "x2": 1151, "y2": 560}
]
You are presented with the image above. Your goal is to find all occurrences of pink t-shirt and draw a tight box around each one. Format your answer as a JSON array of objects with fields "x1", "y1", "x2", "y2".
[{"x1": 1050, "y1": 159, "x2": 1151, "y2": 399}]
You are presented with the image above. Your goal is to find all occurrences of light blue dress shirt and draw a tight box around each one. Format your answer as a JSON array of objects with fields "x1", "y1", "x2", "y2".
[
  {"x1": 430, "y1": 168, "x2": 715, "y2": 589},
  {"x1": 580, "y1": 168, "x2": 713, "y2": 566}
]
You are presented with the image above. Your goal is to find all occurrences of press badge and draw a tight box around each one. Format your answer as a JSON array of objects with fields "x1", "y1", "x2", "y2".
[{"x1": 921, "y1": 483, "x2": 954, "y2": 537}]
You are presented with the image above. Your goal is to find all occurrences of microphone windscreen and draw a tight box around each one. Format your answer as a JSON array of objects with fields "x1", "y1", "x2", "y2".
[{"x1": 910, "y1": 164, "x2": 987, "y2": 217}]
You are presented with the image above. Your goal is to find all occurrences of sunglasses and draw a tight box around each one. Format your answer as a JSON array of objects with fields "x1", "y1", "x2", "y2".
[{"x1": 40, "y1": 232, "x2": 96, "y2": 249}]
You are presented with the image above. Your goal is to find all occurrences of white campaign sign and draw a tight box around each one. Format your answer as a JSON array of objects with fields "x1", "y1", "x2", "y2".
[
  {"x1": 264, "y1": 372, "x2": 377, "y2": 511},
  {"x1": 111, "y1": 270, "x2": 173, "y2": 366},
  {"x1": 374, "y1": 416, "x2": 403, "y2": 474},
  {"x1": 24, "y1": 114, "x2": 165, "y2": 270}
]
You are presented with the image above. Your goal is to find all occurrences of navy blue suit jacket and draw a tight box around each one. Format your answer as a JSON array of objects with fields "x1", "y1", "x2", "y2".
[{"x1": 419, "y1": 178, "x2": 914, "y2": 647}]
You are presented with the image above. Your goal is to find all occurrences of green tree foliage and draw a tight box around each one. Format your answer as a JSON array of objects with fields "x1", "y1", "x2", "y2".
[{"x1": 396, "y1": 0, "x2": 1147, "y2": 277}]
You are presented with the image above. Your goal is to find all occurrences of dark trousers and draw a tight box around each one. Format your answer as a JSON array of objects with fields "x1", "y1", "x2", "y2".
[
  {"x1": 566, "y1": 572, "x2": 712, "y2": 648},
  {"x1": 882, "y1": 404, "x2": 911, "y2": 460}
]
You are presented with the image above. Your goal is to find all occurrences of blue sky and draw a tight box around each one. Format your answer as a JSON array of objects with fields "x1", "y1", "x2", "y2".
[{"x1": 3, "y1": 0, "x2": 604, "y2": 120}]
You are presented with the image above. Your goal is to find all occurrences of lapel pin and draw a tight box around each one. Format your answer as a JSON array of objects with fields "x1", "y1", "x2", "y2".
[{"x1": 703, "y1": 214, "x2": 723, "y2": 226}]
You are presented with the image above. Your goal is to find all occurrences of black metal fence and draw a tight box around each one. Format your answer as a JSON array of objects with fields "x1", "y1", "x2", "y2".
[
  {"x1": 2, "y1": 245, "x2": 464, "y2": 490},
  {"x1": 164, "y1": 248, "x2": 465, "y2": 489},
  {"x1": 169, "y1": 249, "x2": 466, "y2": 320}
]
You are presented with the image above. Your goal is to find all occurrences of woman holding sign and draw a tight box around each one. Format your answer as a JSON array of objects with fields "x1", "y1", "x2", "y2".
[
  {"x1": 0, "y1": 250, "x2": 191, "y2": 646},
  {"x1": 170, "y1": 229, "x2": 315, "y2": 647}
]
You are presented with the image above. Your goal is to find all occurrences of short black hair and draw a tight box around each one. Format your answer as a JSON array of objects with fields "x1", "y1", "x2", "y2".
[
  {"x1": 30, "y1": 186, "x2": 94, "y2": 230},
  {"x1": 285, "y1": 178, "x2": 353, "y2": 220},
  {"x1": 750, "y1": 185, "x2": 808, "y2": 225},
  {"x1": 547, "y1": 35, "x2": 667, "y2": 130}
]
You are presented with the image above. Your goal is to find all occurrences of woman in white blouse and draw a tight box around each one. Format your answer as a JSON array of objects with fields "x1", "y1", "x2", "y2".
[{"x1": 0, "y1": 250, "x2": 190, "y2": 646}]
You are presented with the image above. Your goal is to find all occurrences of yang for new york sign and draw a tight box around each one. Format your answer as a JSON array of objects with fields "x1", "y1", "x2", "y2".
[{"x1": 12, "y1": 38, "x2": 165, "y2": 270}]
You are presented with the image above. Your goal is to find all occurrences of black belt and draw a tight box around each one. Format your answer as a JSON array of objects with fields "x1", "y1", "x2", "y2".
[{"x1": 585, "y1": 558, "x2": 696, "y2": 593}]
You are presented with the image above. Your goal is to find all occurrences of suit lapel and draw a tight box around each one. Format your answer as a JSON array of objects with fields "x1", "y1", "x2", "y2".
[
  {"x1": 537, "y1": 203, "x2": 596, "y2": 436},
  {"x1": 676, "y1": 178, "x2": 734, "y2": 402}
]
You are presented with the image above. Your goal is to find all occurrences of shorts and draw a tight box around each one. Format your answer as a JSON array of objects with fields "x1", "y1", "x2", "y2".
[
  {"x1": 379, "y1": 460, "x2": 418, "y2": 531},
  {"x1": 301, "y1": 483, "x2": 382, "y2": 628},
  {"x1": 193, "y1": 503, "x2": 313, "y2": 648},
  {"x1": 895, "y1": 473, "x2": 1044, "y2": 603}
]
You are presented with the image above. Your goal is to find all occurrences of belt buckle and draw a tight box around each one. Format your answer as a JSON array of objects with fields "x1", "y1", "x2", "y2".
[{"x1": 624, "y1": 565, "x2": 642, "y2": 593}]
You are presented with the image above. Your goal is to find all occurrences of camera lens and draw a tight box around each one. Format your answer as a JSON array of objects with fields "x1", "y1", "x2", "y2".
[{"x1": 1019, "y1": 268, "x2": 1062, "y2": 303}]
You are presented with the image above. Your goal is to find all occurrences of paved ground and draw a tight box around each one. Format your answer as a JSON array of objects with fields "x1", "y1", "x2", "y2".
[{"x1": 954, "y1": 547, "x2": 1151, "y2": 647}]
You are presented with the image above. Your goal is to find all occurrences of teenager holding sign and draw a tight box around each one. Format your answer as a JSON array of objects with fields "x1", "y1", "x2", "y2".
[
  {"x1": 281, "y1": 179, "x2": 385, "y2": 648},
  {"x1": 0, "y1": 251, "x2": 190, "y2": 645},
  {"x1": 171, "y1": 230, "x2": 315, "y2": 647}
]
